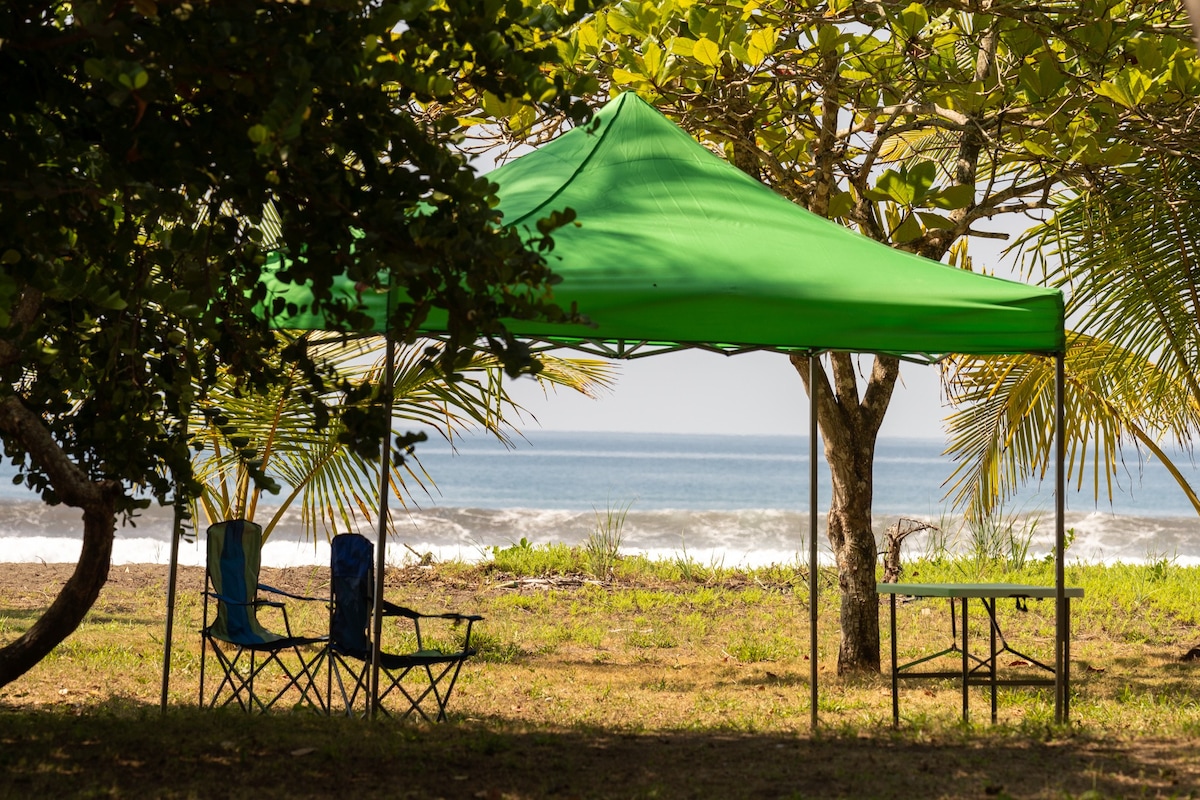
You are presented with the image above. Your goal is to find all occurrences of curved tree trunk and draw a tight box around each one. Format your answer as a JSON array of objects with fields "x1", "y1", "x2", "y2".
[
  {"x1": 791, "y1": 352, "x2": 898, "y2": 674},
  {"x1": 0, "y1": 503, "x2": 116, "y2": 687},
  {"x1": 0, "y1": 397, "x2": 120, "y2": 689}
]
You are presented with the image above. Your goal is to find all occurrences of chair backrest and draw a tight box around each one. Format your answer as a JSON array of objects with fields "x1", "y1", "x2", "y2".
[
  {"x1": 330, "y1": 533, "x2": 375, "y2": 659},
  {"x1": 206, "y1": 519, "x2": 278, "y2": 645}
]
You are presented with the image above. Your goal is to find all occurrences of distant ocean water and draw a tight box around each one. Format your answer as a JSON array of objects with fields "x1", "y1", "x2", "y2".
[{"x1": 1, "y1": 430, "x2": 1198, "y2": 568}]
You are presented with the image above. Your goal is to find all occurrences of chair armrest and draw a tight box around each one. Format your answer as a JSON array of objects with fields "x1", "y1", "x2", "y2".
[
  {"x1": 381, "y1": 603, "x2": 482, "y2": 623},
  {"x1": 205, "y1": 591, "x2": 284, "y2": 610},
  {"x1": 258, "y1": 582, "x2": 323, "y2": 603}
]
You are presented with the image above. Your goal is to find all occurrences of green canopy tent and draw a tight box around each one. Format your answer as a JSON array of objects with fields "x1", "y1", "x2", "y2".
[{"x1": 164, "y1": 93, "x2": 1068, "y2": 723}]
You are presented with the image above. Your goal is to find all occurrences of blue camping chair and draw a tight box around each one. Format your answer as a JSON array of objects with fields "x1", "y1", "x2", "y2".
[
  {"x1": 199, "y1": 519, "x2": 328, "y2": 712},
  {"x1": 327, "y1": 533, "x2": 481, "y2": 721}
]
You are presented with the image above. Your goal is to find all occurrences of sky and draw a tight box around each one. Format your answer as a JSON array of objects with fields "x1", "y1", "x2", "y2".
[{"x1": 504, "y1": 349, "x2": 949, "y2": 439}]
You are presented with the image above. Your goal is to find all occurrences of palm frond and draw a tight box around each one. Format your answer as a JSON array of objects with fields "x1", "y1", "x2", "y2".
[
  {"x1": 191, "y1": 333, "x2": 618, "y2": 542},
  {"x1": 943, "y1": 333, "x2": 1200, "y2": 519},
  {"x1": 1021, "y1": 157, "x2": 1200, "y2": 420}
]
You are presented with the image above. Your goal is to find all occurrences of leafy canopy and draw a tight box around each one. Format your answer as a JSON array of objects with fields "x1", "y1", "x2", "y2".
[{"x1": 0, "y1": 0, "x2": 595, "y2": 512}]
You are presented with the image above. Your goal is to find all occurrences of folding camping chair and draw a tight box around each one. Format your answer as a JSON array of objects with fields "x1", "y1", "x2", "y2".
[
  {"x1": 199, "y1": 519, "x2": 328, "y2": 712},
  {"x1": 327, "y1": 533, "x2": 482, "y2": 722}
]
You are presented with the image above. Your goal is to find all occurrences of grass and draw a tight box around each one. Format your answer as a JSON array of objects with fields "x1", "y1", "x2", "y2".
[{"x1": 3, "y1": 547, "x2": 1200, "y2": 797}]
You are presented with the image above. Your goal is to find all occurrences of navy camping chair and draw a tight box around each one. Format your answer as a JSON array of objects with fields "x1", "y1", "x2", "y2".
[
  {"x1": 199, "y1": 519, "x2": 328, "y2": 712},
  {"x1": 327, "y1": 533, "x2": 481, "y2": 721}
]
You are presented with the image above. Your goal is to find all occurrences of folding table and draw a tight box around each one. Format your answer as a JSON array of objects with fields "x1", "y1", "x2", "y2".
[{"x1": 878, "y1": 582, "x2": 1084, "y2": 726}]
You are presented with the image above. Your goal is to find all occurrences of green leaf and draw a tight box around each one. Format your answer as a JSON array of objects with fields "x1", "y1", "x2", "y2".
[
  {"x1": 747, "y1": 26, "x2": 777, "y2": 65},
  {"x1": 891, "y1": 213, "x2": 922, "y2": 243},
  {"x1": 866, "y1": 169, "x2": 916, "y2": 205},
  {"x1": 576, "y1": 20, "x2": 600, "y2": 53},
  {"x1": 929, "y1": 184, "x2": 975, "y2": 210},
  {"x1": 693, "y1": 37, "x2": 721, "y2": 67},
  {"x1": 896, "y1": 2, "x2": 928, "y2": 39},
  {"x1": 908, "y1": 161, "x2": 936, "y2": 203},
  {"x1": 118, "y1": 66, "x2": 149, "y2": 90},
  {"x1": 1170, "y1": 54, "x2": 1200, "y2": 92},
  {"x1": 917, "y1": 211, "x2": 955, "y2": 230},
  {"x1": 1096, "y1": 68, "x2": 1153, "y2": 109},
  {"x1": 827, "y1": 191, "x2": 855, "y2": 219},
  {"x1": 729, "y1": 40, "x2": 752, "y2": 66},
  {"x1": 642, "y1": 43, "x2": 664, "y2": 79},
  {"x1": 611, "y1": 67, "x2": 642, "y2": 85},
  {"x1": 247, "y1": 124, "x2": 269, "y2": 144},
  {"x1": 670, "y1": 37, "x2": 696, "y2": 58}
]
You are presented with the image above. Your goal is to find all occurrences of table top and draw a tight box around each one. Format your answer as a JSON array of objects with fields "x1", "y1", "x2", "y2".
[{"x1": 876, "y1": 582, "x2": 1084, "y2": 599}]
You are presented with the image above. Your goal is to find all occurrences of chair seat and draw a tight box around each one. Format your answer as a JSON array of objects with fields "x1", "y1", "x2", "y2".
[
  {"x1": 209, "y1": 631, "x2": 329, "y2": 652},
  {"x1": 333, "y1": 644, "x2": 474, "y2": 670},
  {"x1": 378, "y1": 648, "x2": 475, "y2": 670}
]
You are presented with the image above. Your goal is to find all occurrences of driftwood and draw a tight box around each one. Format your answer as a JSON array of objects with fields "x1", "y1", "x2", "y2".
[
  {"x1": 880, "y1": 518, "x2": 939, "y2": 583},
  {"x1": 495, "y1": 575, "x2": 606, "y2": 591}
]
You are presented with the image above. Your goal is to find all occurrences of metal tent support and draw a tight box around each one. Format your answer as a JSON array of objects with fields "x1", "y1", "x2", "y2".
[
  {"x1": 159, "y1": 424, "x2": 189, "y2": 714},
  {"x1": 369, "y1": 331, "x2": 397, "y2": 718},
  {"x1": 1055, "y1": 352, "x2": 1067, "y2": 723},
  {"x1": 809, "y1": 353, "x2": 819, "y2": 728}
]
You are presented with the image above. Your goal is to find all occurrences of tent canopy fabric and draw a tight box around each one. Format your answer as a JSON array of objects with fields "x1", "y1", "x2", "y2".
[{"x1": 260, "y1": 92, "x2": 1065, "y2": 361}]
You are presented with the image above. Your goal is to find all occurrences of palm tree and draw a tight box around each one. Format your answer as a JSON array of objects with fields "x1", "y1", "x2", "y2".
[
  {"x1": 192, "y1": 332, "x2": 616, "y2": 542},
  {"x1": 944, "y1": 157, "x2": 1200, "y2": 520}
]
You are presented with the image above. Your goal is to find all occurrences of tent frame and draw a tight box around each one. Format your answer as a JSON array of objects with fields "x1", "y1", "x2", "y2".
[{"x1": 159, "y1": 341, "x2": 1070, "y2": 726}]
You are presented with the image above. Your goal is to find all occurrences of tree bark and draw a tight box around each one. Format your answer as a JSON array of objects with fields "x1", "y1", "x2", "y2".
[
  {"x1": 791, "y1": 352, "x2": 898, "y2": 674},
  {"x1": 0, "y1": 397, "x2": 120, "y2": 689}
]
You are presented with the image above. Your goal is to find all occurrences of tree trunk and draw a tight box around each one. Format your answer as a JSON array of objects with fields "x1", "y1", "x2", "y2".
[
  {"x1": 0, "y1": 503, "x2": 116, "y2": 687},
  {"x1": 791, "y1": 352, "x2": 898, "y2": 674},
  {"x1": 0, "y1": 397, "x2": 120, "y2": 689}
]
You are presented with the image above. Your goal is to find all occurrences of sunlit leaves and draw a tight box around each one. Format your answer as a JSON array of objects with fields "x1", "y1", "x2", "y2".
[
  {"x1": 1095, "y1": 68, "x2": 1154, "y2": 109},
  {"x1": 692, "y1": 37, "x2": 722, "y2": 67}
]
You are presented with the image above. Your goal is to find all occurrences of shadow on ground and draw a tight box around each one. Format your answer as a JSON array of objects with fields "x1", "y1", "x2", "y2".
[{"x1": 1, "y1": 703, "x2": 1197, "y2": 799}]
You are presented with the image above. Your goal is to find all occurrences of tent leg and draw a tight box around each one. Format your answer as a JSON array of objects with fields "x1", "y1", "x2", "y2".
[
  {"x1": 1054, "y1": 352, "x2": 1067, "y2": 723},
  {"x1": 809, "y1": 353, "x2": 819, "y2": 729},
  {"x1": 370, "y1": 331, "x2": 397, "y2": 719},
  {"x1": 159, "y1": 510, "x2": 183, "y2": 713},
  {"x1": 160, "y1": 433, "x2": 188, "y2": 715}
]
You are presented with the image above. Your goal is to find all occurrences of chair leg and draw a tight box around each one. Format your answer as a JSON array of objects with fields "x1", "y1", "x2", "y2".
[
  {"x1": 202, "y1": 642, "x2": 255, "y2": 711},
  {"x1": 203, "y1": 640, "x2": 327, "y2": 713},
  {"x1": 329, "y1": 653, "x2": 369, "y2": 717},
  {"x1": 247, "y1": 646, "x2": 328, "y2": 713},
  {"x1": 375, "y1": 660, "x2": 467, "y2": 723}
]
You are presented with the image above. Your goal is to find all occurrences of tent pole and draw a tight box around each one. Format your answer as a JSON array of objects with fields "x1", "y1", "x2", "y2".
[
  {"x1": 370, "y1": 331, "x2": 397, "y2": 719},
  {"x1": 159, "y1": 419, "x2": 188, "y2": 714},
  {"x1": 1054, "y1": 352, "x2": 1067, "y2": 723},
  {"x1": 159, "y1": 464, "x2": 187, "y2": 714},
  {"x1": 809, "y1": 353, "x2": 819, "y2": 729}
]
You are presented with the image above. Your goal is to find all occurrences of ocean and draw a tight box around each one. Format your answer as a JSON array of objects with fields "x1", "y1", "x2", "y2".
[{"x1": 1, "y1": 430, "x2": 1198, "y2": 568}]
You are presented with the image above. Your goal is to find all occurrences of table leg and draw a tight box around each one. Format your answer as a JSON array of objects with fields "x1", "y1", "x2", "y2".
[
  {"x1": 961, "y1": 596, "x2": 969, "y2": 723},
  {"x1": 988, "y1": 598, "x2": 998, "y2": 724},
  {"x1": 891, "y1": 593, "x2": 899, "y2": 728},
  {"x1": 1064, "y1": 597, "x2": 1071, "y2": 722}
]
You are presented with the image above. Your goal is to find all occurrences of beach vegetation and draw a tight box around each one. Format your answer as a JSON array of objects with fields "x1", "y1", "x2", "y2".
[
  {"x1": 0, "y1": 1, "x2": 597, "y2": 689},
  {"x1": 583, "y1": 500, "x2": 632, "y2": 580},
  {"x1": 447, "y1": 0, "x2": 1200, "y2": 675}
]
